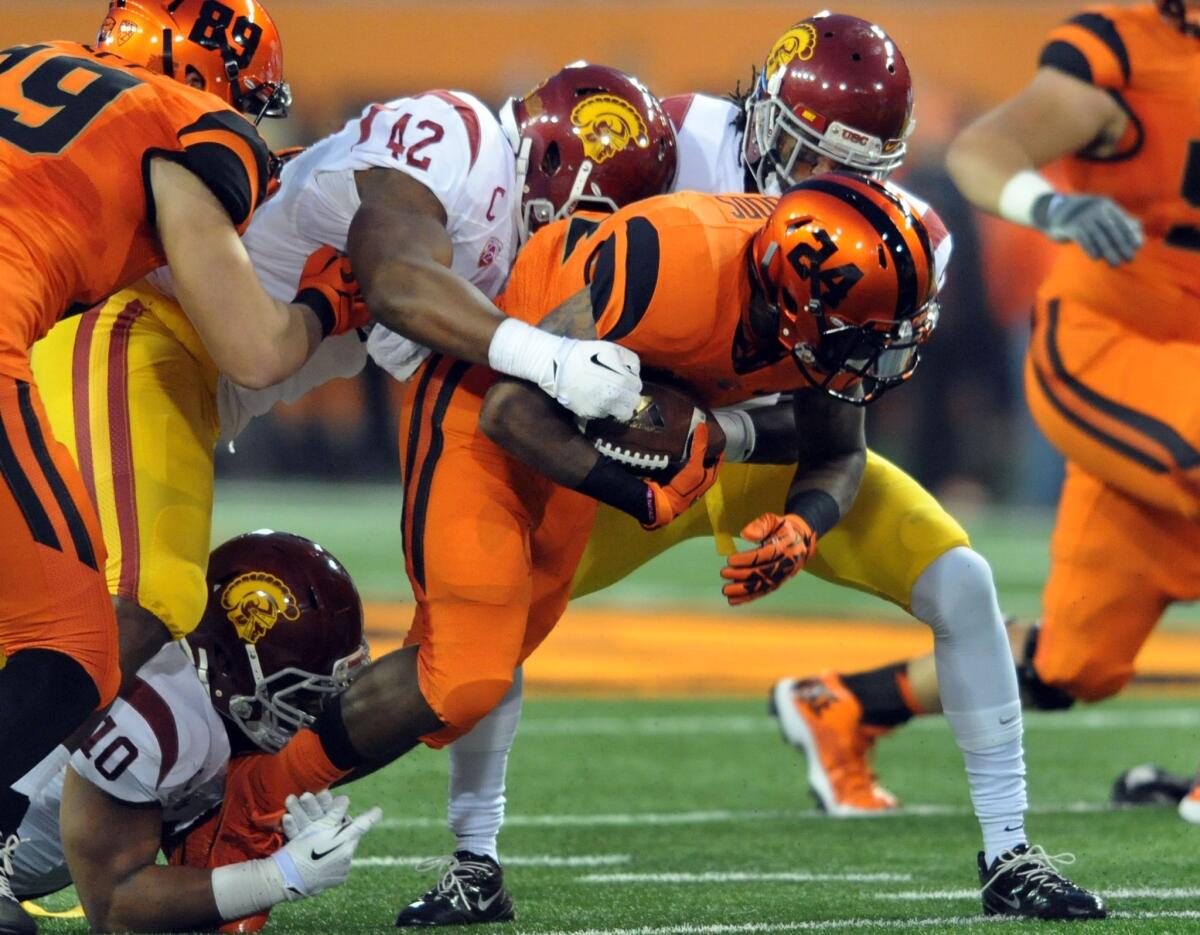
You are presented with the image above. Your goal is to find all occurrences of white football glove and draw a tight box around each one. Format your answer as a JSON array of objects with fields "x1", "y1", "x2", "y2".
[
  {"x1": 270, "y1": 791, "x2": 381, "y2": 900},
  {"x1": 487, "y1": 318, "x2": 643, "y2": 422},
  {"x1": 547, "y1": 337, "x2": 642, "y2": 422}
]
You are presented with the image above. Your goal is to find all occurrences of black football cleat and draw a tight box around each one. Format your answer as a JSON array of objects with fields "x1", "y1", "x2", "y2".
[
  {"x1": 396, "y1": 851, "x2": 514, "y2": 927},
  {"x1": 0, "y1": 837, "x2": 35, "y2": 935},
  {"x1": 1111, "y1": 763, "x2": 1191, "y2": 807},
  {"x1": 978, "y1": 844, "x2": 1107, "y2": 921}
]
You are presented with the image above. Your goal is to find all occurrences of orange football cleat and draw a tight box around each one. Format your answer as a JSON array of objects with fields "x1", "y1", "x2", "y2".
[{"x1": 769, "y1": 673, "x2": 898, "y2": 815}]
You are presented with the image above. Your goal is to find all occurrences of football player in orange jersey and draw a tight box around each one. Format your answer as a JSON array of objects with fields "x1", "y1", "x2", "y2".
[
  {"x1": 476, "y1": 184, "x2": 1101, "y2": 923},
  {"x1": 0, "y1": 2, "x2": 369, "y2": 929},
  {"x1": 839, "y1": 0, "x2": 1200, "y2": 835}
]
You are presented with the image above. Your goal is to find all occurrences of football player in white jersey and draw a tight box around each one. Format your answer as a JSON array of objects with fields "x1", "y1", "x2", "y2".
[
  {"x1": 392, "y1": 13, "x2": 1104, "y2": 926},
  {"x1": 223, "y1": 63, "x2": 677, "y2": 435},
  {"x1": 0, "y1": 532, "x2": 376, "y2": 934}
]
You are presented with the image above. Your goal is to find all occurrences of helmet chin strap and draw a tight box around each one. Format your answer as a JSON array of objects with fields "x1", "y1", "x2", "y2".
[{"x1": 499, "y1": 101, "x2": 535, "y2": 243}]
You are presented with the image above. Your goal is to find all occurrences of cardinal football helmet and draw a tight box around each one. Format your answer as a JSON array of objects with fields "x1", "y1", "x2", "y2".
[
  {"x1": 750, "y1": 172, "x2": 939, "y2": 404},
  {"x1": 744, "y1": 13, "x2": 913, "y2": 192},
  {"x1": 501, "y1": 62, "x2": 677, "y2": 241},
  {"x1": 184, "y1": 530, "x2": 369, "y2": 753},
  {"x1": 97, "y1": 0, "x2": 291, "y2": 120}
]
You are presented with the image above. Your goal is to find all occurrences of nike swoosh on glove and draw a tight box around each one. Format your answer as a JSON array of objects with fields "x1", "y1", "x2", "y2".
[
  {"x1": 270, "y1": 791, "x2": 382, "y2": 899},
  {"x1": 550, "y1": 338, "x2": 642, "y2": 422},
  {"x1": 721, "y1": 512, "x2": 816, "y2": 605},
  {"x1": 294, "y1": 246, "x2": 371, "y2": 337},
  {"x1": 643, "y1": 422, "x2": 722, "y2": 530}
]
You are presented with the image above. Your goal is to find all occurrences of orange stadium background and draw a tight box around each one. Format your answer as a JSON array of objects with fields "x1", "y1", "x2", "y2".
[{"x1": 5, "y1": 1, "x2": 1198, "y2": 694}]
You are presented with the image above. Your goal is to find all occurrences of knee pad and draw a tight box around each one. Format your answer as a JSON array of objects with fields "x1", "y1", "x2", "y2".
[
  {"x1": 911, "y1": 546, "x2": 1000, "y2": 640},
  {"x1": 1015, "y1": 621, "x2": 1077, "y2": 711},
  {"x1": 425, "y1": 676, "x2": 515, "y2": 748}
]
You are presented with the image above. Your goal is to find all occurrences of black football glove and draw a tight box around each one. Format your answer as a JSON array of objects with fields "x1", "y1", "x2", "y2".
[{"x1": 1032, "y1": 193, "x2": 1143, "y2": 266}]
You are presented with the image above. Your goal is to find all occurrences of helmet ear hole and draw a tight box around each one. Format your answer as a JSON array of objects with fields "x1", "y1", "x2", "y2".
[
  {"x1": 541, "y1": 141, "x2": 562, "y2": 176},
  {"x1": 183, "y1": 65, "x2": 206, "y2": 91}
]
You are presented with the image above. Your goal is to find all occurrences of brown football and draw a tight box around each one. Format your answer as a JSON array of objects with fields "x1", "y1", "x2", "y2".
[{"x1": 580, "y1": 378, "x2": 721, "y2": 479}]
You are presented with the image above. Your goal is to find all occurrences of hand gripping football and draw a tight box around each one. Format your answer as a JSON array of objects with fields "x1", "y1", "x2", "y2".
[{"x1": 579, "y1": 379, "x2": 720, "y2": 478}]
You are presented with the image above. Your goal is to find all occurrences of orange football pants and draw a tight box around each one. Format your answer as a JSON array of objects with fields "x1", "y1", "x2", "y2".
[
  {"x1": 399, "y1": 356, "x2": 596, "y2": 747},
  {"x1": 0, "y1": 374, "x2": 119, "y2": 705},
  {"x1": 1025, "y1": 295, "x2": 1200, "y2": 700}
]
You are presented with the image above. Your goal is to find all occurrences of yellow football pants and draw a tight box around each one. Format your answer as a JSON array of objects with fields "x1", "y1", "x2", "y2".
[
  {"x1": 573, "y1": 452, "x2": 970, "y2": 611},
  {"x1": 31, "y1": 283, "x2": 220, "y2": 639}
]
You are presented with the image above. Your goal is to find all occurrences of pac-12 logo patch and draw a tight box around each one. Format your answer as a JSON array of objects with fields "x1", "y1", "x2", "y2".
[
  {"x1": 571, "y1": 95, "x2": 649, "y2": 164},
  {"x1": 765, "y1": 23, "x2": 818, "y2": 76},
  {"x1": 478, "y1": 237, "x2": 502, "y2": 269},
  {"x1": 221, "y1": 572, "x2": 300, "y2": 643}
]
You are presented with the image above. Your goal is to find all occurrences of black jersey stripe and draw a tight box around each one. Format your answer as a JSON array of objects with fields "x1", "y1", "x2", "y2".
[
  {"x1": 604, "y1": 217, "x2": 662, "y2": 342},
  {"x1": 1069, "y1": 12, "x2": 1131, "y2": 84}
]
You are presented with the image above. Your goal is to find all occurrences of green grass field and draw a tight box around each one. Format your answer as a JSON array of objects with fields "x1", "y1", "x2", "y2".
[
  {"x1": 29, "y1": 697, "x2": 1200, "y2": 934},
  {"x1": 34, "y1": 480, "x2": 1199, "y2": 933}
]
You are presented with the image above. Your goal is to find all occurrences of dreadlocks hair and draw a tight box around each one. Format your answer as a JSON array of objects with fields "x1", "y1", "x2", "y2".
[
  {"x1": 726, "y1": 65, "x2": 759, "y2": 135},
  {"x1": 1160, "y1": 0, "x2": 1200, "y2": 36}
]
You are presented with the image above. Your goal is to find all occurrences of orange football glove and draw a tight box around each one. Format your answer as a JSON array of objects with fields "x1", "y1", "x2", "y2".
[
  {"x1": 643, "y1": 422, "x2": 722, "y2": 530},
  {"x1": 294, "y1": 245, "x2": 371, "y2": 337},
  {"x1": 721, "y1": 513, "x2": 816, "y2": 605}
]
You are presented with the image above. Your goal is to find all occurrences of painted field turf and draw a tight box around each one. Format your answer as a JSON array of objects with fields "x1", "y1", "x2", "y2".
[
  {"x1": 27, "y1": 697, "x2": 1200, "y2": 933},
  {"x1": 15, "y1": 480, "x2": 1162, "y2": 932}
]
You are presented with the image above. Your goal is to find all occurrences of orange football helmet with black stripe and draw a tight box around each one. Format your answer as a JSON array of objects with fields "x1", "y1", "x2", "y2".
[
  {"x1": 97, "y1": 0, "x2": 290, "y2": 120},
  {"x1": 750, "y1": 171, "x2": 938, "y2": 404}
]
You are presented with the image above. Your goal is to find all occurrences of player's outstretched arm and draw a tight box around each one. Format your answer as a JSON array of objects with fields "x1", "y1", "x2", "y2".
[
  {"x1": 722, "y1": 392, "x2": 865, "y2": 605},
  {"x1": 151, "y1": 158, "x2": 360, "y2": 390},
  {"x1": 945, "y1": 68, "x2": 1142, "y2": 265},
  {"x1": 62, "y1": 767, "x2": 379, "y2": 933},
  {"x1": 348, "y1": 169, "x2": 641, "y2": 421}
]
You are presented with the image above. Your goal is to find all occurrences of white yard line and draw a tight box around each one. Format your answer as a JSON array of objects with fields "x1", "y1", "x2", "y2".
[
  {"x1": 532, "y1": 911, "x2": 1200, "y2": 935},
  {"x1": 515, "y1": 707, "x2": 1198, "y2": 737},
  {"x1": 379, "y1": 800, "x2": 1108, "y2": 831},
  {"x1": 577, "y1": 872, "x2": 912, "y2": 884},
  {"x1": 354, "y1": 854, "x2": 630, "y2": 868},
  {"x1": 877, "y1": 887, "x2": 1200, "y2": 901}
]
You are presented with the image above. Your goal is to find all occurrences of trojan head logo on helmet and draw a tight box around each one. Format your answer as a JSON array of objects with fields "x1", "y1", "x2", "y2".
[
  {"x1": 185, "y1": 530, "x2": 369, "y2": 752},
  {"x1": 764, "y1": 22, "x2": 819, "y2": 74},
  {"x1": 219, "y1": 571, "x2": 300, "y2": 643},
  {"x1": 743, "y1": 12, "x2": 913, "y2": 194},
  {"x1": 749, "y1": 173, "x2": 939, "y2": 404},
  {"x1": 571, "y1": 94, "x2": 650, "y2": 164},
  {"x1": 1159, "y1": 0, "x2": 1200, "y2": 36},
  {"x1": 501, "y1": 62, "x2": 678, "y2": 242},
  {"x1": 97, "y1": 0, "x2": 291, "y2": 121}
]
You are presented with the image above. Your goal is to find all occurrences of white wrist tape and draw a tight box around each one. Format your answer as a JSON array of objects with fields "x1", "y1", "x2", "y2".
[
  {"x1": 487, "y1": 317, "x2": 565, "y2": 389},
  {"x1": 714, "y1": 408, "x2": 756, "y2": 463},
  {"x1": 997, "y1": 170, "x2": 1057, "y2": 227},
  {"x1": 211, "y1": 857, "x2": 291, "y2": 920}
]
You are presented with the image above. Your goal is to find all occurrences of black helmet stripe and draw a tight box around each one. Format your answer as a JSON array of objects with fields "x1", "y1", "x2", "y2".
[
  {"x1": 796, "y1": 176, "x2": 920, "y2": 321},
  {"x1": 867, "y1": 177, "x2": 935, "y2": 284}
]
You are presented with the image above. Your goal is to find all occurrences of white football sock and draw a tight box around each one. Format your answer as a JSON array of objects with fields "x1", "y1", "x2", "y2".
[
  {"x1": 447, "y1": 668, "x2": 524, "y2": 862},
  {"x1": 910, "y1": 547, "x2": 1028, "y2": 862}
]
